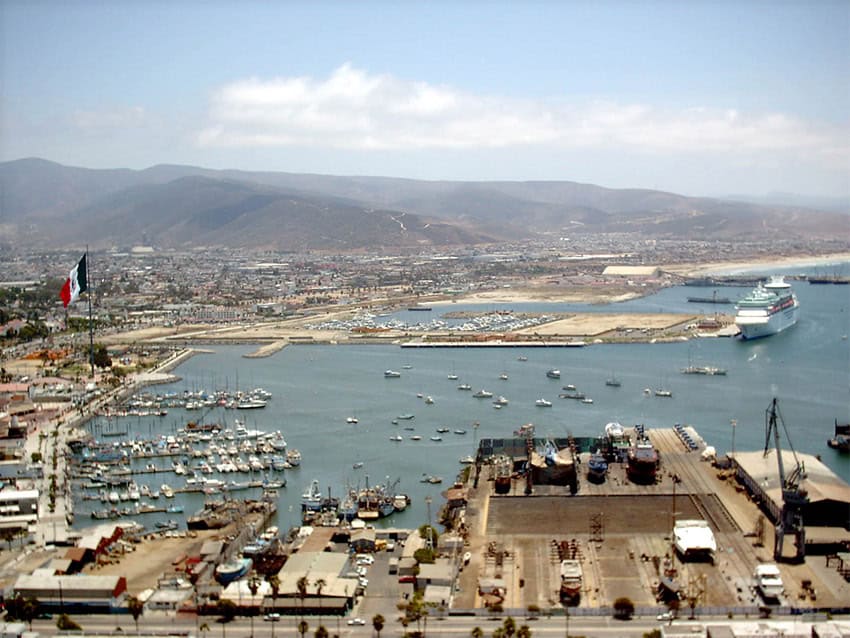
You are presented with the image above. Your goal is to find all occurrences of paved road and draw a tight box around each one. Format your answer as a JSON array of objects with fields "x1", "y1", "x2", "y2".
[{"x1": 24, "y1": 611, "x2": 683, "y2": 638}]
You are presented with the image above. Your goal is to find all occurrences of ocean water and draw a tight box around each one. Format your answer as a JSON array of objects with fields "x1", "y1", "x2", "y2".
[{"x1": 75, "y1": 267, "x2": 850, "y2": 532}]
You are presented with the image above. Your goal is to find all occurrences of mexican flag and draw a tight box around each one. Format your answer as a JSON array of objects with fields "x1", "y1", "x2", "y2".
[{"x1": 60, "y1": 254, "x2": 88, "y2": 308}]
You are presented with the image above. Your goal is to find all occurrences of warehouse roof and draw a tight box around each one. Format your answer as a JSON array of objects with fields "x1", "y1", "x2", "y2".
[{"x1": 734, "y1": 450, "x2": 850, "y2": 507}]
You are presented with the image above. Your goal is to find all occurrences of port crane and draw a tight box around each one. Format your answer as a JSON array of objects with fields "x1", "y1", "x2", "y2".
[{"x1": 763, "y1": 397, "x2": 808, "y2": 562}]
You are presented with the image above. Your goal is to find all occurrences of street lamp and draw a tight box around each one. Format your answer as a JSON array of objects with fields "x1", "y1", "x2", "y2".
[
  {"x1": 730, "y1": 419, "x2": 737, "y2": 460},
  {"x1": 425, "y1": 496, "x2": 433, "y2": 550}
]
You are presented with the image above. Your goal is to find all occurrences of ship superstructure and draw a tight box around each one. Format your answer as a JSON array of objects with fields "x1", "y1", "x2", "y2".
[{"x1": 735, "y1": 276, "x2": 799, "y2": 340}]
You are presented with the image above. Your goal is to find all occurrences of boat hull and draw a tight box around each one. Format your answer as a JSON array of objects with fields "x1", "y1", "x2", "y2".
[{"x1": 215, "y1": 557, "x2": 252, "y2": 585}]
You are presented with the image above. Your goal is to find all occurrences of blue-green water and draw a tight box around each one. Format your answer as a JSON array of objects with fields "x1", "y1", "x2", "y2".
[{"x1": 76, "y1": 267, "x2": 850, "y2": 532}]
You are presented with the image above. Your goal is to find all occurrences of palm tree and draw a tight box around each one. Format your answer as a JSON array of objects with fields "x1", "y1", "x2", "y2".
[
  {"x1": 127, "y1": 596, "x2": 144, "y2": 635},
  {"x1": 21, "y1": 596, "x2": 39, "y2": 631},
  {"x1": 217, "y1": 599, "x2": 237, "y2": 638},
  {"x1": 297, "y1": 619, "x2": 310, "y2": 638},
  {"x1": 247, "y1": 574, "x2": 261, "y2": 638},
  {"x1": 314, "y1": 578, "x2": 326, "y2": 628},
  {"x1": 502, "y1": 616, "x2": 516, "y2": 638},
  {"x1": 471, "y1": 627, "x2": 484, "y2": 638},
  {"x1": 372, "y1": 614, "x2": 385, "y2": 638},
  {"x1": 267, "y1": 574, "x2": 280, "y2": 638},
  {"x1": 296, "y1": 576, "x2": 309, "y2": 622},
  {"x1": 199, "y1": 622, "x2": 210, "y2": 638},
  {"x1": 314, "y1": 625, "x2": 329, "y2": 638},
  {"x1": 516, "y1": 625, "x2": 532, "y2": 638}
]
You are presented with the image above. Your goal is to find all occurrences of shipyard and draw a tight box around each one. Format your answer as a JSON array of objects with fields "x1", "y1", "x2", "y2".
[{"x1": 2, "y1": 247, "x2": 850, "y2": 636}]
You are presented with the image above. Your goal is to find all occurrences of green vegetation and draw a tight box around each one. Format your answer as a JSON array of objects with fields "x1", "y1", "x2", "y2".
[{"x1": 612, "y1": 597, "x2": 635, "y2": 620}]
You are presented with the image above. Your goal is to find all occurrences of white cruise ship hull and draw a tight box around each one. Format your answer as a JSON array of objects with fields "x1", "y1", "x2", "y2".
[{"x1": 736, "y1": 305, "x2": 798, "y2": 339}]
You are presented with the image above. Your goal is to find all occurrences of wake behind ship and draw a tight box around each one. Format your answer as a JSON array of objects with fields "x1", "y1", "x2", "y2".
[{"x1": 734, "y1": 276, "x2": 799, "y2": 340}]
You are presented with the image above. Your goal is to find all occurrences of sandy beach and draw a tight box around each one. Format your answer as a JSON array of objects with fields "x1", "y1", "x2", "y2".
[{"x1": 661, "y1": 251, "x2": 850, "y2": 277}]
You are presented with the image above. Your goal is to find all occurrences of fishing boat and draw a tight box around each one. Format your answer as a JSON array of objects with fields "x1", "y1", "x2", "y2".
[
  {"x1": 586, "y1": 452, "x2": 608, "y2": 483},
  {"x1": 626, "y1": 434, "x2": 659, "y2": 484},
  {"x1": 546, "y1": 369, "x2": 561, "y2": 379},
  {"x1": 447, "y1": 373, "x2": 459, "y2": 380},
  {"x1": 384, "y1": 370, "x2": 401, "y2": 378},
  {"x1": 457, "y1": 383, "x2": 472, "y2": 391},
  {"x1": 530, "y1": 440, "x2": 577, "y2": 492},
  {"x1": 654, "y1": 389, "x2": 673, "y2": 398},
  {"x1": 286, "y1": 449, "x2": 302, "y2": 467},
  {"x1": 393, "y1": 494, "x2": 410, "y2": 511},
  {"x1": 389, "y1": 435, "x2": 403, "y2": 442},
  {"x1": 535, "y1": 398, "x2": 552, "y2": 407},
  {"x1": 472, "y1": 389, "x2": 493, "y2": 398},
  {"x1": 559, "y1": 559, "x2": 583, "y2": 604},
  {"x1": 827, "y1": 420, "x2": 850, "y2": 452},
  {"x1": 754, "y1": 564, "x2": 784, "y2": 602},
  {"x1": 493, "y1": 454, "x2": 513, "y2": 494},
  {"x1": 301, "y1": 480, "x2": 323, "y2": 512},
  {"x1": 397, "y1": 414, "x2": 415, "y2": 420},
  {"x1": 215, "y1": 556, "x2": 253, "y2": 585},
  {"x1": 735, "y1": 276, "x2": 799, "y2": 339},
  {"x1": 493, "y1": 396, "x2": 509, "y2": 407},
  {"x1": 346, "y1": 417, "x2": 359, "y2": 424}
]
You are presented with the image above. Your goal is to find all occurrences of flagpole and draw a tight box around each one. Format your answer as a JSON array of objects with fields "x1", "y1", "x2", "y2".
[{"x1": 86, "y1": 248, "x2": 94, "y2": 379}]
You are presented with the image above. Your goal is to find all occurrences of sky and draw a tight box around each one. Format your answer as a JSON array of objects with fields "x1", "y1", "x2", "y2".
[{"x1": 1, "y1": 0, "x2": 848, "y2": 199}]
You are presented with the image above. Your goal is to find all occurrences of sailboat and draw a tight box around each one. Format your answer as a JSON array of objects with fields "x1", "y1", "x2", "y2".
[
  {"x1": 605, "y1": 372, "x2": 621, "y2": 387},
  {"x1": 654, "y1": 378, "x2": 673, "y2": 398}
]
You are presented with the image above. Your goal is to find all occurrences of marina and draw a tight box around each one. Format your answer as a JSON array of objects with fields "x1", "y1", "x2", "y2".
[
  {"x1": 39, "y1": 273, "x2": 846, "y2": 620},
  {"x1": 68, "y1": 277, "x2": 849, "y2": 540}
]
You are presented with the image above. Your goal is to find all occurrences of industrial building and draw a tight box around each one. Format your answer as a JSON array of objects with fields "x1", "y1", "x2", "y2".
[
  {"x1": 0, "y1": 489, "x2": 38, "y2": 531},
  {"x1": 265, "y1": 551, "x2": 357, "y2": 615},
  {"x1": 12, "y1": 572, "x2": 128, "y2": 613},
  {"x1": 733, "y1": 451, "x2": 850, "y2": 533}
]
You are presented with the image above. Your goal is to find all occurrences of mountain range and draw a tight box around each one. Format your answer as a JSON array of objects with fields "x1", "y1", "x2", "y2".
[{"x1": 1, "y1": 158, "x2": 847, "y2": 251}]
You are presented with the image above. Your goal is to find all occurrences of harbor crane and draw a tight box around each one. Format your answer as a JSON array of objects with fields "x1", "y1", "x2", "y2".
[{"x1": 763, "y1": 397, "x2": 808, "y2": 562}]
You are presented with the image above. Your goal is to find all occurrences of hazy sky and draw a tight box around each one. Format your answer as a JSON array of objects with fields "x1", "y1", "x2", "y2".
[{"x1": 2, "y1": 0, "x2": 848, "y2": 198}]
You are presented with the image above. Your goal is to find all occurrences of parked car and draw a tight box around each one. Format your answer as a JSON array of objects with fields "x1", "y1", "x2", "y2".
[
  {"x1": 264, "y1": 613, "x2": 281, "y2": 622},
  {"x1": 347, "y1": 618, "x2": 366, "y2": 626}
]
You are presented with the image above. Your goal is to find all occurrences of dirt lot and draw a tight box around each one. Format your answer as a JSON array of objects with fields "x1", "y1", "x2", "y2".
[{"x1": 90, "y1": 531, "x2": 221, "y2": 595}]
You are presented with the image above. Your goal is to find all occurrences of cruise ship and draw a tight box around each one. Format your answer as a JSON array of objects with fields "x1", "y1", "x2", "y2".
[{"x1": 734, "y1": 276, "x2": 799, "y2": 340}]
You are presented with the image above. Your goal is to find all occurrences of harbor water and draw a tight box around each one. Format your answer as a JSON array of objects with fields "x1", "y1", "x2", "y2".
[{"x1": 74, "y1": 266, "x2": 850, "y2": 534}]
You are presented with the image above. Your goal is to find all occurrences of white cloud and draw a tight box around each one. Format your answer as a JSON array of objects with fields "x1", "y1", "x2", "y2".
[{"x1": 197, "y1": 63, "x2": 847, "y2": 161}]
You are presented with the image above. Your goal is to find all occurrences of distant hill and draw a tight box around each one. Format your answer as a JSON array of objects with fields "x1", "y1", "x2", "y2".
[{"x1": 1, "y1": 158, "x2": 847, "y2": 249}]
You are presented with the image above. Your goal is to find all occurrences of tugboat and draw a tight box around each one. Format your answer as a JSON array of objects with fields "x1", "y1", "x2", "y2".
[{"x1": 827, "y1": 420, "x2": 850, "y2": 452}]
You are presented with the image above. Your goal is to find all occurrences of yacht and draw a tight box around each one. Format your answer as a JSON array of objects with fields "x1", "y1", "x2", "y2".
[{"x1": 535, "y1": 398, "x2": 553, "y2": 407}]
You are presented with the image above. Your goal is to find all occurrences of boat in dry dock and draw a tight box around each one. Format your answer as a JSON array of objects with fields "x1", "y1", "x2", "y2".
[
  {"x1": 626, "y1": 426, "x2": 659, "y2": 484},
  {"x1": 215, "y1": 556, "x2": 252, "y2": 584},
  {"x1": 530, "y1": 440, "x2": 577, "y2": 492}
]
